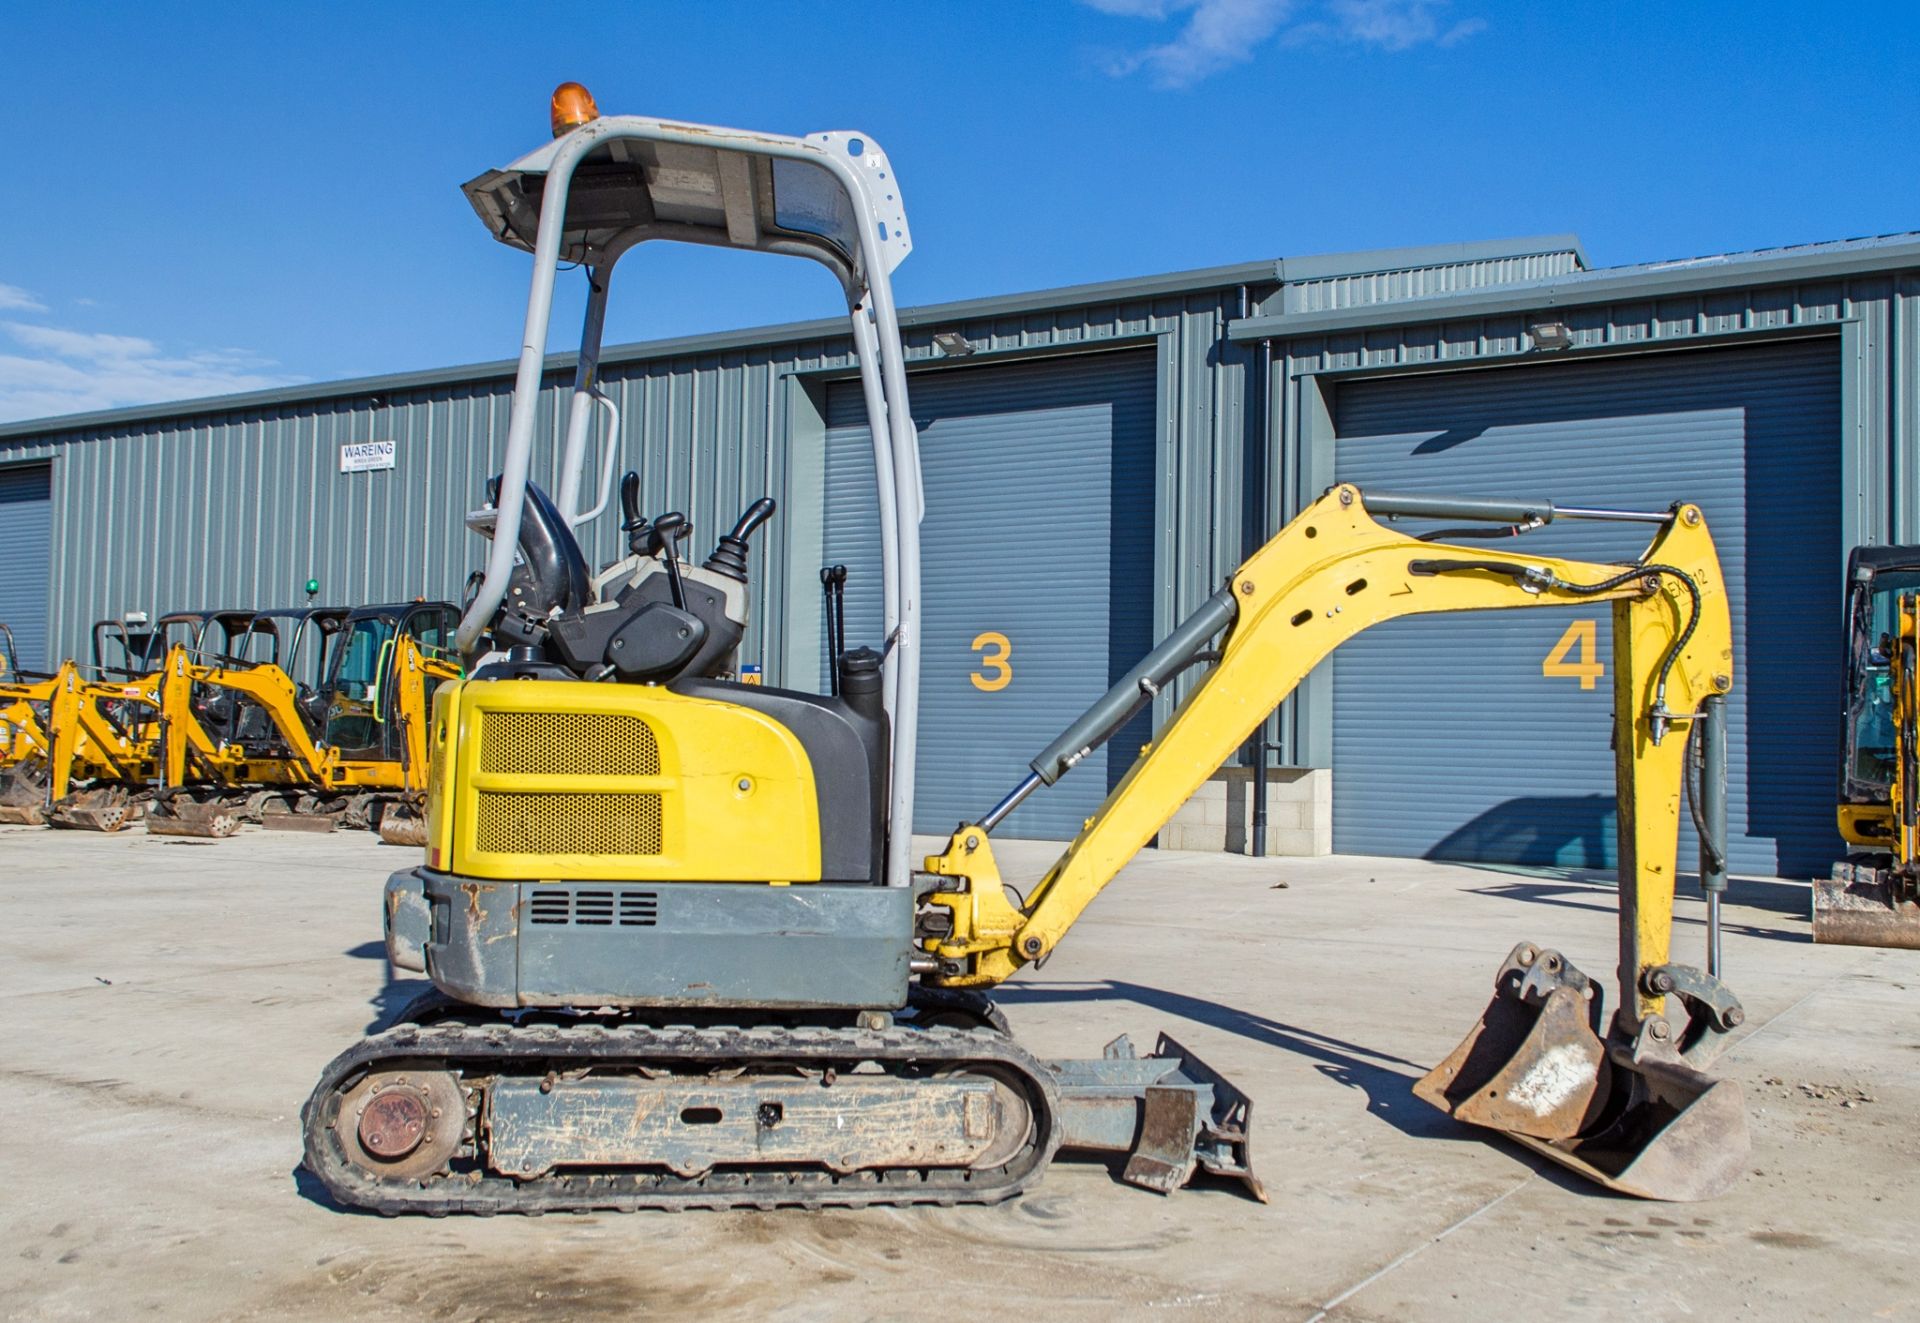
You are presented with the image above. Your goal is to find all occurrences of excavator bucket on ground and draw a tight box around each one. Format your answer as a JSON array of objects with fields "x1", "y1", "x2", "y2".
[
  {"x1": 145, "y1": 793, "x2": 243, "y2": 839},
  {"x1": 47, "y1": 785, "x2": 144, "y2": 833},
  {"x1": 375, "y1": 799, "x2": 428, "y2": 847},
  {"x1": 0, "y1": 761, "x2": 49, "y2": 825},
  {"x1": 1813, "y1": 866, "x2": 1920, "y2": 949},
  {"x1": 1415, "y1": 943, "x2": 1749, "y2": 1201}
]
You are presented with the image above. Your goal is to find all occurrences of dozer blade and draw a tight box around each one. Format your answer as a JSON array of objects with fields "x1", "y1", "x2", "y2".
[
  {"x1": 1416, "y1": 943, "x2": 1749, "y2": 1202},
  {"x1": 145, "y1": 798, "x2": 242, "y2": 839},
  {"x1": 1812, "y1": 864, "x2": 1920, "y2": 950},
  {"x1": 263, "y1": 808, "x2": 341, "y2": 834},
  {"x1": 48, "y1": 787, "x2": 143, "y2": 833},
  {"x1": 1049, "y1": 1033, "x2": 1266, "y2": 1202}
]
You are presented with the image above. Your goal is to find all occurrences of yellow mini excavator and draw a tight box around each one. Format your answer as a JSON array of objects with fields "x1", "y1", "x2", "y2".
[
  {"x1": 303, "y1": 88, "x2": 1752, "y2": 1212},
  {"x1": 144, "y1": 607, "x2": 349, "y2": 837},
  {"x1": 144, "y1": 602, "x2": 459, "y2": 839},
  {"x1": 1817, "y1": 545, "x2": 1920, "y2": 947}
]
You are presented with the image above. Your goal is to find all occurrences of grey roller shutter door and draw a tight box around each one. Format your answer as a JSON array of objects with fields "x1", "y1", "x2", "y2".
[
  {"x1": 1332, "y1": 339, "x2": 1840, "y2": 877},
  {"x1": 0, "y1": 464, "x2": 53, "y2": 675},
  {"x1": 822, "y1": 351, "x2": 1154, "y2": 838}
]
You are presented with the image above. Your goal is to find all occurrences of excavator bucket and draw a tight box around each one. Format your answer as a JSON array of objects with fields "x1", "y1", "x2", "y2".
[
  {"x1": 1416, "y1": 944, "x2": 1749, "y2": 1201},
  {"x1": 145, "y1": 795, "x2": 242, "y2": 839},
  {"x1": 48, "y1": 785, "x2": 144, "y2": 832},
  {"x1": 1812, "y1": 865, "x2": 1920, "y2": 950},
  {"x1": 0, "y1": 763, "x2": 48, "y2": 825},
  {"x1": 376, "y1": 801, "x2": 429, "y2": 848}
]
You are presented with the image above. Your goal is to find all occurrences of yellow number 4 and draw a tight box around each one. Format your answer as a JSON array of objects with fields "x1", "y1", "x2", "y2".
[
  {"x1": 971, "y1": 631, "x2": 1012, "y2": 692},
  {"x1": 1543, "y1": 619, "x2": 1605, "y2": 690}
]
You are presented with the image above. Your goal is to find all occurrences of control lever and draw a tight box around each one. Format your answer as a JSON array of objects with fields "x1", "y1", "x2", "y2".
[
  {"x1": 619, "y1": 471, "x2": 651, "y2": 556},
  {"x1": 648, "y1": 513, "x2": 691, "y2": 610},
  {"x1": 703, "y1": 497, "x2": 778, "y2": 582},
  {"x1": 820, "y1": 564, "x2": 848, "y2": 695}
]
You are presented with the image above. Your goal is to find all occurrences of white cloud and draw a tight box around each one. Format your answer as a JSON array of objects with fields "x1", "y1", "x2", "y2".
[
  {"x1": 0, "y1": 318, "x2": 298, "y2": 424},
  {"x1": 1310, "y1": 0, "x2": 1485, "y2": 50},
  {"x1": 0, "y1": 283, "x2": 46, "y2": 313},
  {"x1": 1085, "y1": 0, "x2": 1483, "y2": 87}
]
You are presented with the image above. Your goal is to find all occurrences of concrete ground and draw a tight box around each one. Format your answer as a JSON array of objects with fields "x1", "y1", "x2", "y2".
[{"x1": 1, "y1": 825, "x2": 1916, "y2": 1322}]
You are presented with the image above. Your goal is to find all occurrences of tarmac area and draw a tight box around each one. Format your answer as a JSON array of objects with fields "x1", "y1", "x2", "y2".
[{"x1": 1, "y1": 824, "x2": 1916, "y2": 1322}]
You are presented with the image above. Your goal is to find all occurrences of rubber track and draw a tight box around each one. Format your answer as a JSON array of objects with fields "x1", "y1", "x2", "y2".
[{"x1": 302, "y1": 1020, "x2": 1062, "y2": 1214}]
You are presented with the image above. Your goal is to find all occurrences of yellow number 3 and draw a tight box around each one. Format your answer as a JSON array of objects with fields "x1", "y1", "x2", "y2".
[
  {"x1": 970, "y1": 631, "x2": 1012, "y2": 692},
  {"x1": 1543, "y1": 619, "x2": 1605, "y2": 690}
]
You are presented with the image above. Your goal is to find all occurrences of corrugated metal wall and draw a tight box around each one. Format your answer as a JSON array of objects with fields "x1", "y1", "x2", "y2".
[
  {"x1": 1258, "y1": 270, "x2": 1920, "y2": 773},
  {"x1": 1329, "y1": 339, "x2": 1841, "y2": 876},
  {"x1": 820, "y1": 351, "x2": 1157, "y2": 838},
  {"x1": 0, "y1": 464, "x2": 52, "y2": 672}
]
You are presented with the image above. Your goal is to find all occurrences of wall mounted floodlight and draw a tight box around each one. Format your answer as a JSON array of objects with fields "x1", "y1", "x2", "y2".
[
  {"x1": 932, "y1": 331, "x2": 976, "y2": 357},
  {"x1": 1529, "y1": 320, "x2": 1573, "y2": 351}
]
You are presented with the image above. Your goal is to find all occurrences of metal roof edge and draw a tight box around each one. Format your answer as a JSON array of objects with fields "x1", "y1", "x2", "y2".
[
  {"x1": 1228, "y1": 234, "x2": 1920, "y2": 342},
  {"x1": 1274, "y1": 233, "x2": 1586, "y2": 282}
]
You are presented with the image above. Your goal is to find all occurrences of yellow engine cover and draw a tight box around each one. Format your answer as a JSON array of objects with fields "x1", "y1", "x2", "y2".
[{"x1": 428, "y1": 678, "x2": 823, "y2": 882}]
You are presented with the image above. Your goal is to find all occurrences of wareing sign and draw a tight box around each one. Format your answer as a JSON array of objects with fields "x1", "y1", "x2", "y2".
[{"x1": 340, "y1": 440, "x2": 397, "y2": 473}]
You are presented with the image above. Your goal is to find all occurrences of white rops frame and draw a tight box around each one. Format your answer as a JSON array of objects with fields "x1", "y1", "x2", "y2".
[{"x1": 458, "y1": 116, "x2": 925, "y2": 890}]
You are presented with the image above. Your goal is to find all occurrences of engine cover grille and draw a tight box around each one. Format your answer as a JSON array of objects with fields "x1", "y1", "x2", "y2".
[
  {"x1": 480, "y1": 710, "x2": 661, "y2": 777},
  {"x1": 475, "y1": 790, "x2": 664, "y2": 856}
]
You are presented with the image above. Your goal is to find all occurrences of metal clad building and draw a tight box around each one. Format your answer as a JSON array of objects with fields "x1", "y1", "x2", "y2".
[{"x1": 2, "y1": 230, "x2": 1915, "y2": 874}]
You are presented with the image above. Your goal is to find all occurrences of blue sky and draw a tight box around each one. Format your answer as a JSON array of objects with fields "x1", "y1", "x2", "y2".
[{"x1": 0, "y1": 1, "x2": 1914, "y2": 423}]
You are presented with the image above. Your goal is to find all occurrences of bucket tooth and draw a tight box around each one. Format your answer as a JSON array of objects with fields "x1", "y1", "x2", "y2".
[
  {"x1": 1049, "y1": 1032, "x2": 1265, "y2": 1203},
  {"x1": 1419, "y1": 943, "x2": 1751, "y2": 1201},
  {"x1": 1813, "y1": 864, "x2": 1920, "y2": 950}
]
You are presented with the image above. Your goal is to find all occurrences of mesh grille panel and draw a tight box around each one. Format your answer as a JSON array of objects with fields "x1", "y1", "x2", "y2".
[
  {"x1": 475, "y1": 791, "x2": 664, "y2": 856},
  {"x1": 480, "y1": 711, "x2": 661, "y2": 776}
]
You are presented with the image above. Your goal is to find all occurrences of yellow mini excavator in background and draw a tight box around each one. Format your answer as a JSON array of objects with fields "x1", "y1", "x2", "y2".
[
  {"x1": 1817, "y1": 545, "x2": 1920, "y2": 947},
  {"x1": 303, "y1": 90, "x2": 1752, "y2": 1213},
  {"x1": 144, "y1": 607, "x2": 349, "y2": 837},
  {"x1": 145, "y1": 601, "x2": 459, "y2": 839}
]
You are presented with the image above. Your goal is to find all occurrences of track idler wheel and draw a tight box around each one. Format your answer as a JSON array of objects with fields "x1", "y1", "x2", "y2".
[
  {"x1": 331, "y1": 1067, "x2": 467, "y2": 1182},
  {"x1": 1416, "y1": 942, "x2": 1750, "y2": 1201}
]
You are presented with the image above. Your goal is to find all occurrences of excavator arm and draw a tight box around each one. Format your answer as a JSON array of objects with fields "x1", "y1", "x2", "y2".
[
  {"x1": 923, "y1": 483, "x2": 1749, "y2": 1201},
  {"x1": 925, "y1": 484, "x2": 1731, "y2": 993}
]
